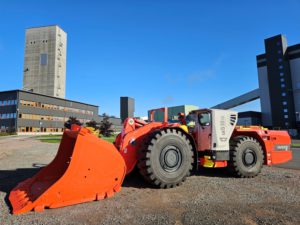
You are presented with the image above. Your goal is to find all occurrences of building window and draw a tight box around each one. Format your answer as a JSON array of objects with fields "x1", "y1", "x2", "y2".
[
  {"x1": 283, "y1": 101, "x2": 287, "y2": 105},
  {"x1": 285, "y1": 122, "x2": 289, "y2": 126},
  {"x1": 278, "y1": 58, "x2": 283, "y2": 62},
  {"x1": 284, "y1": 109, "x2": 288, "y2": 113},
  {"x1": 281, "y1": 84, "x2": 286, "y2": 88},
  {"x1": 280, "y1": 78, "x2": 285, "y2": 82},
  {"x1": 280, "y1": 72, "x2": 284, "y2": 77},
  {"x1": 40, "y1": 53, "x2": 48, "y2": 65},
  {"x1": 278, "y1": 65, "x2": 284, "y2": 70},
  {"x1": 278, "y1": 50, "x2": 282, "y2": 54},
  {"x1": 282, "y1": 92, "x2": 286, "y2": 97},
  {"x1": 276, "y1": 41, "x2": 281, "y2": 46},
  {"x1": 284, "y1": 115, "x2": 289, "y2": 119}
]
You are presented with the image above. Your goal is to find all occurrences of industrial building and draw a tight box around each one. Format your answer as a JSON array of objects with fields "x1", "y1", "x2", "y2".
[
  {"x1": 237, "y1": 111, "x2": 262, "y2": 126},
  {"x1": 257, "y1": 35, "x2": 299, "y2": 130},
  {"x1": 23, "y1": 25, "x2": 67, "y2": 98},
  {"x1": 0, "y1": 90, "x2": 98, "y2": 134},
  {"x1": 213, "y1": 34, "x2": 300, "y2": 133},
  {"x1": 0, "y1": 90, "x2": 129, "y2": 134}
]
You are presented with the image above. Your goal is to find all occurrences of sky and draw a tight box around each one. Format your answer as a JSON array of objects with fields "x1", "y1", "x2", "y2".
[{"x1": 0, "y1": 0, "x2": 300, "y2": 117}]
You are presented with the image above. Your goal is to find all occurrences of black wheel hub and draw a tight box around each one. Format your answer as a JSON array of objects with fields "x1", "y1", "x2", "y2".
[
  {"x1": 242, "y1": 149, "x2": 257, "y2": 167},
  {"x1": 160, "y1": 145, "x2": 182, "y2": 172}
]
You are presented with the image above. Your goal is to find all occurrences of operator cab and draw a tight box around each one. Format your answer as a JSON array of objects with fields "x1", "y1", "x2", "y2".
[{"x1": 188, "y1": 109, "x2": 238, "y2": 160}]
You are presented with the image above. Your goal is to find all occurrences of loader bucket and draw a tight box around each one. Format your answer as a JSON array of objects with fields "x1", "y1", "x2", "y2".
[{"x1": 9, "y1": 127, "x2": 126, "y2": 214}]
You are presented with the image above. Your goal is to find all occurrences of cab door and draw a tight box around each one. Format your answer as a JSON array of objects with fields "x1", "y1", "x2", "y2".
[{"x1": 196, "y1": 111, "x2": 212, "y2": 151}]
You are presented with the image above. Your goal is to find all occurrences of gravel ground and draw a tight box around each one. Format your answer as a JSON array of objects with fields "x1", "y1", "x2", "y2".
[{"x1": 0, "y1": 136, "x2": 299, "y2": 225}]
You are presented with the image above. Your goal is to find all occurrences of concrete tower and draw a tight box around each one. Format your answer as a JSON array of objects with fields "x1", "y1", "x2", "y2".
[
  {"x1": 120, "y1": 97, "x2": 135, "y2": 122},
  {"x1": 257, "y1": 34, "x2": 300, "y2": 130},
  {"x1": 23, "y1": 25, "x2": 67, "y2": 98}
]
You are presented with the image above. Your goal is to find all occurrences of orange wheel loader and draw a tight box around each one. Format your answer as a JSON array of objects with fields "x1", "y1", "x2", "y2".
[{"x1": 9, "y1": 107, "x2": 292, "y2": 214}]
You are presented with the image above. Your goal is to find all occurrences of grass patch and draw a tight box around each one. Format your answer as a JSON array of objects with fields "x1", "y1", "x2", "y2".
[
  {"x1": 292, "y1": 143, "x2": 300, "y2": 148},
  {"x1": 101, "y1": 136, "x2": 116, "y2": 143},
  {"x1": 100, "y1": 134, "x2": 118, "y2": 143},
  {"x1": 40, "y1": 139, "x2": 62, "y2": 143},
  {"x1": 37, "y1": 134, "x2": 62, "y2": 143},
  {"x1": 36, "y1": 134, "x2": 62, "y2": 139},
  {"x1": 0, "y1": 132, "x2": 16, "y2": 136},
  {"x1": 37, "y1": 133, "x2": 118, "y2": 144}
]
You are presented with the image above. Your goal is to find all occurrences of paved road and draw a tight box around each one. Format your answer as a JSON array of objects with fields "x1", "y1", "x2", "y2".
[
  {"x1": 275, "y1": 148, "x2": 300, "y2": 170},
  {"x1": 0, "y1": 135, "x2": 34, "y2": 140}
]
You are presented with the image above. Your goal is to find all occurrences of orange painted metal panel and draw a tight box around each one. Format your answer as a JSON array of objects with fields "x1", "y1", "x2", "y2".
[{"x1": 9, "y1": 127, "x2": 126, "y2": 214}]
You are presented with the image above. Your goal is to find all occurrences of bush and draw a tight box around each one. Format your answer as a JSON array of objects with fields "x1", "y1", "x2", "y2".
[
  {"x1": 64, "y1": 117, "x2": 82, "y2": 129},
  {"x1": 100, "y1": 116, "x2": 114, "y2": 137}
]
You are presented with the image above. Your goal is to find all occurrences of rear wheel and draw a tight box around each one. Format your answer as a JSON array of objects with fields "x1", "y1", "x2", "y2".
[
  {"x1": 229, "y1": 136, "x2": 264, "y2": 178},
  {"x1": 138, "y1": 128, "x2": 194, "y2": 188}
]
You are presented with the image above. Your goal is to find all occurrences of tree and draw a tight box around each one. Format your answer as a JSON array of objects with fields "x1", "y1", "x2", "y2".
[
  {"x1": 64, "y1": 116, "x2": 82, "y2": 129},
  {"x1": 100, "y1": 116, "x2": 113, "y2": 137},
  {"x1": 86, "y1": 120, "x2": 99, "y2": 130}
]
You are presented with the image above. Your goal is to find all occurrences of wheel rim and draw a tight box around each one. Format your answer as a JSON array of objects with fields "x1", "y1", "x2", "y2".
[
  {"x1": 242, "y1": 148, "x2": 257, "y2": 167},
  {"x1": 160, "y1": 145, "x2": 182, "y2": 172}
]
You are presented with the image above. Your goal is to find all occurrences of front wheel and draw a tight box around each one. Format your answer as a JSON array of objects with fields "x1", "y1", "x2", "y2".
[
  {"x1": 229, "y1": 136, "x2": 264, "y2": 178},
  {"x1": 137, "y1": 128, "x2": 194, "y2": 188}
]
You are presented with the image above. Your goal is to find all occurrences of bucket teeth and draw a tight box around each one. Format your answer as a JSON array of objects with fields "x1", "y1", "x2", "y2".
[{"x1": 9, "y1": 187, "x2": 33, "y2": 214}]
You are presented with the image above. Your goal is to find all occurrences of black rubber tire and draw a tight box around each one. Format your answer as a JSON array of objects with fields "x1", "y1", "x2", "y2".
[
  {"x1": 229, "y1": 136, "x2": 264, "y2": 178},
  {"x1": 137, "y1": 128, "x2": 194, "y2": 188}
]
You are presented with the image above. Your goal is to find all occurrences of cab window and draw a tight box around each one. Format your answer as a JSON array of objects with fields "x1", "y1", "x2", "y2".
[
  {"x1": 186, "y1": 113, "x2": 196, "y2": 127},
  {"x1": 198, "y1": 112, "x2": 211, "y2": 126}
]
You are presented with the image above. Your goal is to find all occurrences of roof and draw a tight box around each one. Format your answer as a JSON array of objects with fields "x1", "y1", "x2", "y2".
[
  {"x1": 26, "y1": 25, "x2": 66, "y2": 32},
  {"x1": 0, "y1": 89, "x2": 98, "y2": 108}
]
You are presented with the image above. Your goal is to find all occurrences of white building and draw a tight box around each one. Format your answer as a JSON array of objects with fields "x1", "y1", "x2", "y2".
[{"x1": 23, "y1": 25, "x2": 67, "y2": 98}]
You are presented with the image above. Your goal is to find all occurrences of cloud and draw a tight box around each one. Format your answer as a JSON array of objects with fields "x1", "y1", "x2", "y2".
[
  {"x1": 164, "y1": 74, "x2": 181, "y2": 85},
  {"x1": 162, "y1": 96, "x2": 174, "y2": 104},
  {"x1": 186, "y1": 53, "x2": 227, "y2": 85},
  {"x1": 187, "y1": 69, "x2": 216, "y2": 84},
  {"x1": 164, "y1": 53, "x2": 228, "y2": 86}
]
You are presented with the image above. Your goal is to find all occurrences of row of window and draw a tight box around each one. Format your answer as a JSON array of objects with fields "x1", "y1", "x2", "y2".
[
  {"x1": 0, "y1": 113, "x2": 17, "y2": 119},
  {"x1": 19, "y1": 113, "x2": 66, "y2": 122},
  {"x1": 0, "y1": 100, "x2": 17, "y2": 107},
  {"x1": 18, "y1": 127, "x2": 64, "y2": 133},
  {"x1": 20, "y1": 100, "x2": 94, "y2": 115},
  {"x1": 19, "y1": 113, "x2": 90, "y2": 124},
  {"x1": 275, "y1": 46, "x2": 289, "y2": 124},
  {"x1": 29, "y1": 40, "x2": 48, "y2": 44}
]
